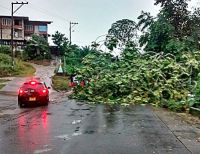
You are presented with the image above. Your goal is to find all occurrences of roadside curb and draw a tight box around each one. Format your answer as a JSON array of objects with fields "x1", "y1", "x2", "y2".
[{"x1": 189, "y1": 107, "x2": 200, "y2": 117}]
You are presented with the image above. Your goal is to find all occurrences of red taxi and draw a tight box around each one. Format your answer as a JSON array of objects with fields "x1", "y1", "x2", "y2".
[{"x1": 18, "y1": 80, "x2": 50, "y2": 107}]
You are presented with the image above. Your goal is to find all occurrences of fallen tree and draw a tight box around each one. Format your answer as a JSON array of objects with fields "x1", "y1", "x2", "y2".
[{"x1": 71, "y1": 50, "x2": 200, "y2": 111}]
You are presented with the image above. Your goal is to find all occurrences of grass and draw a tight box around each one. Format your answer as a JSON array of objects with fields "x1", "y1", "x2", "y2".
[
  {"x1": 0, "y1": 79, "x2": 10, "y2": 83},
  {"x1": 52, "y1": 75, "x2": 70, "y2": 91},
  {"x1": 13, "y1": 60, "x2": 36, "y2": 77},
  {"x1": 0, "y1": 79, "x2": 10, "y2": 90},
  {"x1": 0, "y1": 53, "x2": 36, "y2": 77},
  {"x1": 0, "y1": 84, "x2": 5, "y2": 89},
  {"x1": 0, "y1": 59, "x2": 36, "y2": 77}
]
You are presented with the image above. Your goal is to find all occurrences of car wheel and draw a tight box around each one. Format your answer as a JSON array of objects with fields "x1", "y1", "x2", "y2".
[
  {"x1": 18, "y1": 101, "x2": 23, "y2": 108},
  {"x1": 44, "y1": 102, "x2": 49, "y2": 106},
  {"x1": 44, "y1": 97, "x2": 49, "y2": 106},
  {"x1": 43, "y1": 99, "x2": 49, "y2": 106},
  {"x1": 45, "y1": 100, "x2": 49, "y2": 106}
]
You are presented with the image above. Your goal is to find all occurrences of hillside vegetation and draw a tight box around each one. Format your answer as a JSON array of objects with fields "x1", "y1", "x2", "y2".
[{"x1": 0, "y1": 53, "x2": 35, "y2": 77}]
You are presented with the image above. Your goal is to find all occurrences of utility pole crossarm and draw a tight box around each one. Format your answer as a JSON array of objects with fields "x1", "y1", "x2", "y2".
[{"x1": 12, "y1": 2, "x2": 28, "y2": 14}]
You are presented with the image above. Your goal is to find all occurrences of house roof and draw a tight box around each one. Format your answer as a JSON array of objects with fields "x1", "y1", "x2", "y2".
[
  {"x1": 0, "y1": 15, "x2": 29, "y2": 20},
  {"x1": 28, "y1": 20, "x2": 52, "y2": 24},
  {"x1": 0, "y1": 15, "x2": 52, "y2": 24}
]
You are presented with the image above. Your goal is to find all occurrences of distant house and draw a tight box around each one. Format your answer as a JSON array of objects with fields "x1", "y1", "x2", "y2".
[{"x1": 0, "y1": 15, "x2": 52, "y2": 51}]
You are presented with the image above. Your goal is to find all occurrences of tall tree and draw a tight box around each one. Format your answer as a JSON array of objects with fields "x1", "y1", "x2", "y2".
[
  {"x1": 137, "y1": 11, "x2": 155, "y2": 32},
  {"x1": 137, "y1": 0, "x2": 198, "y2": 54},
  {"x1": 25, "y1": 35, "x2": 50, "y2": 59},
  {"x1": 105, "y1": 19, "x2": 138, "y2": 50},
  {"x1": 143, "y1": 14, "x2": 174, "y2": 53},
  {"x1": 154, "y1": 0, "x2": 190, "y2": 39},
  {"x1": 186, "y1": 7, "x2": 200, "y2": 50},
  {"x1": 52, "y1": 31, "x2": 69, "y2": 56}
]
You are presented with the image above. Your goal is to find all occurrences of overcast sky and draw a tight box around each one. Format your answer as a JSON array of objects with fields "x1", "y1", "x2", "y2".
[{"x1": 0, "y1": 0, "x2": 199, "y2": 46}]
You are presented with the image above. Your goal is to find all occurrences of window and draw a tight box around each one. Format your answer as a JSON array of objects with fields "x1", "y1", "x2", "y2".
[
  {"x1": 39, "y1": 25, "x2": 47, "y2": 32},
  {"x1": 25, "y1": 25, "x2": 33, "y2": 31},
  {"x1": 2, "y1": 18, "x2": 11, "y2": 25}
]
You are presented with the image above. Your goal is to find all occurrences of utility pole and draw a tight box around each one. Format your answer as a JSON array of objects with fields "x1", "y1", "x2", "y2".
[
  {"x1": 11, "y1": 1, "x2": 28, "y2": 68},
  {"x1": 69, "y1": 22, "x2": 78, "y2": 45},
  {"x1": 0, "y1": 18, "x2": 2, "y2": 46}
]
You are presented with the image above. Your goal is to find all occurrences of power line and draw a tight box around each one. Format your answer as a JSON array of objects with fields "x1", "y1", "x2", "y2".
[
  {"x1": 1, "y1": 1, "x2": 72, "y2": 37},
  {"x1": 26, "y1": 2, "x2": 70, "y2": 23},
  {"x1": 0, "y1": 4, "x2": 10, "y2": 10},
  {"x1": 0, "y1": 1, "x2": 70, "y2": 23}
]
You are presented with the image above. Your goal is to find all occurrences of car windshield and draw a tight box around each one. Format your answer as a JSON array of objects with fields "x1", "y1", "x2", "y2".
[{"x1": 22, "y1": 82, "x2": 44, "y2": 88}]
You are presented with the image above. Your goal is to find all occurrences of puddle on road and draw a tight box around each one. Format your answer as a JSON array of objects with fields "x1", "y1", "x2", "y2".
[
  {"x1": 34, "y1": 148, "x2": 52, "y2": 154},
  {"x1": 72, "y1": 132, "x2": 82, "y2": 136},
  {"x1": 56, "y1": 132, "x2": 82, "y2": 140},
  {"x1": 72, "y1": 120, "x2": 81, "y2": 125},
  {"x1": 84, "y1": 130, "x2": 96, "y2": 134},
  {"x1": 55, "y1": 134, "x2": 71, "y2": 140}
]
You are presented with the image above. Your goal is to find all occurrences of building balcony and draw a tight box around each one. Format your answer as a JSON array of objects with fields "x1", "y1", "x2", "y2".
[
  {"x1": 24, "y1": 30, "x2": 34, "y2": 33},
  {"x1": 14, "y1": 25, "x2": 23, "y2": 30},
  {"x1": 38, "y1": 31, "x2": 48, "y2": 35}
]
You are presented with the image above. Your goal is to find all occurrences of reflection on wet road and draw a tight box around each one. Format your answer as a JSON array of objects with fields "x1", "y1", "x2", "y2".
[
  {"x1": 17, "y1": 108, "x2": 50, "y2": 153},
  {"x1": 0, "y1": 93, "x2": 197, "y2": 154}
]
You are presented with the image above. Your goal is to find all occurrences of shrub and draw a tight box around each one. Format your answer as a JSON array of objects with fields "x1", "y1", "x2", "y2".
[
  {"x1": 0, "y1": 45, "x2": 11, "y2": 55},
  {"x1": 0, "y1": 53, "x2": 13, "y2": 77},
  {"x1": 24, "y1": 35, "x2": 50, "y2": 60},
  {"x1": 191, "y1": 73, "x2": 200, "y2": 108}
]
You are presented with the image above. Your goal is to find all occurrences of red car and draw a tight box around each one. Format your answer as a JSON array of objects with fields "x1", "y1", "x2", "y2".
[{"x1": 18, "y1": 80, "x2": 50, "y2": 108}]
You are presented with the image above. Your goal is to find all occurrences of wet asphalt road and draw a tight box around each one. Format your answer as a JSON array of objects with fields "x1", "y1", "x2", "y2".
[{"x1": 0, "y1": 92, "x2": 195, "y2": 154}]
